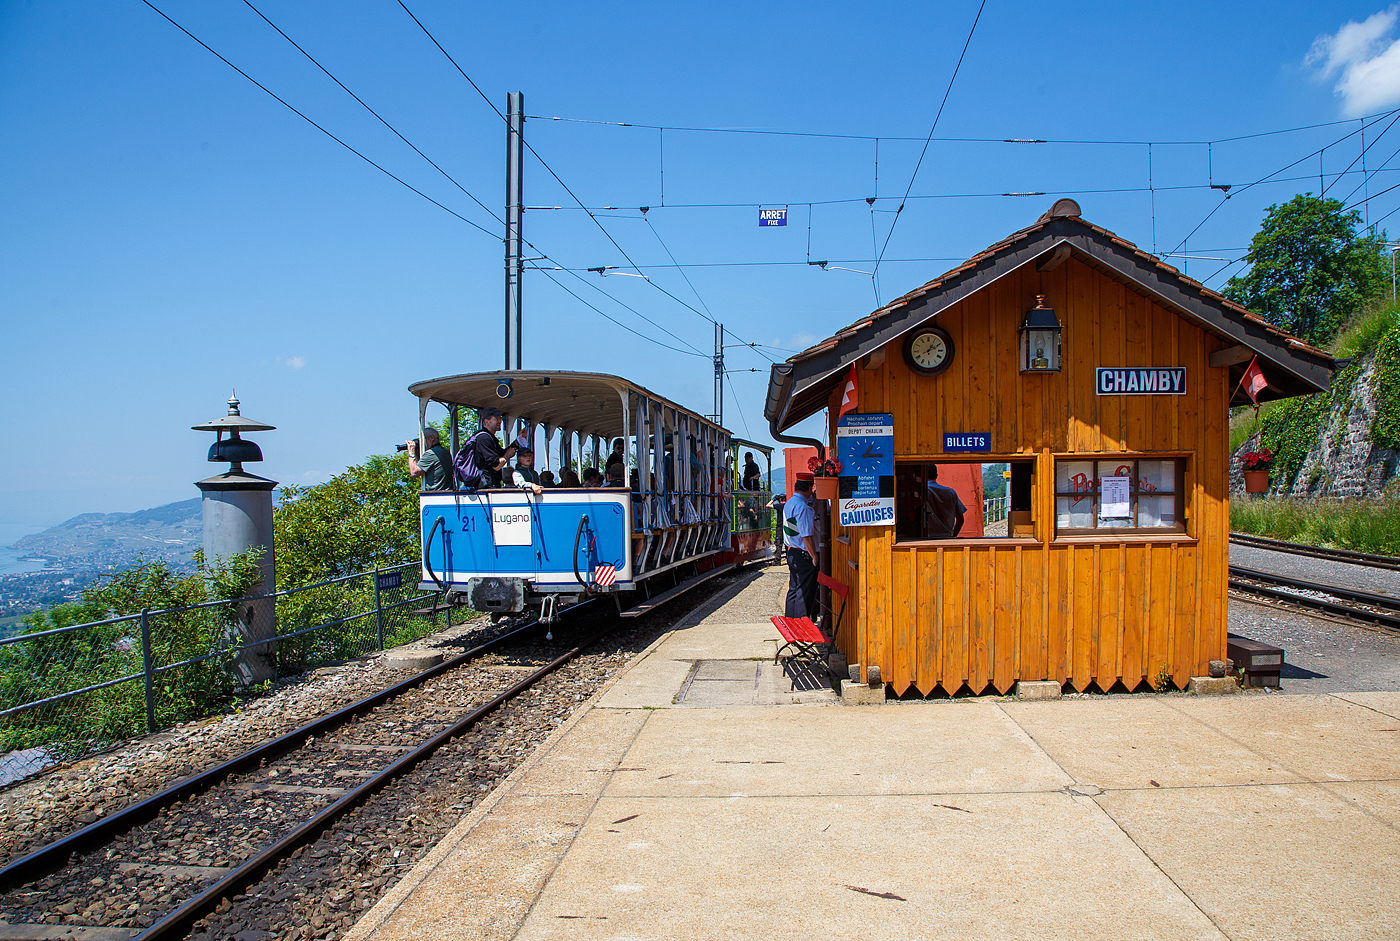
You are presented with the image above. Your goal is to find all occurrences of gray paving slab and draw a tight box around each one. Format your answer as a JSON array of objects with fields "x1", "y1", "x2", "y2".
[{"x1": 349, "y1": 562, "x2": 1400, "y2": 941}]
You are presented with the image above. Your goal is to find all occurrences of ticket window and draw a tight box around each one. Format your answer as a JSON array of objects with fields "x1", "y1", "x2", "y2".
[
  {"x1": 896, "y1": 461, "x2": 1034, "y2": 541},
  {"x1": 1054, "y1": 458, "x2": 1186, "y2": 535}
]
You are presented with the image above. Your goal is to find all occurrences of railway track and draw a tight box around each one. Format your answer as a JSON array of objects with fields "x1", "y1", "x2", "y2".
[
  {"x1": 1229, "y1": 532, "x2": 1400, "y2": 571},
  {"x1": 0, "y1": 597, "x2": 641, "y2": 940},
  {"x1": 1228, "y1": 565, "x2": 1400, "y2": 633}
]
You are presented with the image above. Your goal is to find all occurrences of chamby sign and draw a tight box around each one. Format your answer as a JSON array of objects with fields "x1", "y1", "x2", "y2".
[{"x1": 1096, "y1": 367, "x2": 1186, "y2": 395}]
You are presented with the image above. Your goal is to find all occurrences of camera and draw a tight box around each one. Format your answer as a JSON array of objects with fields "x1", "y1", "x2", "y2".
[{"x1": 396, "y1": 443, "x2": 411, "y2": 452}]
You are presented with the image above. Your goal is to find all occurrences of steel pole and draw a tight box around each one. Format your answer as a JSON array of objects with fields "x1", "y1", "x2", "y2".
[
  {"x1": 373, "y1": 566, "x2": 384, "y2": 651},
  {"x1": 140, "y1": 609, "x2": 157, "y2": 733},
  {"x1": 505, "y1": 91, "x2": 525, "y2": 370},
  {"x1": 713, "y1": 322, "x2": 724, "y2": 425}
]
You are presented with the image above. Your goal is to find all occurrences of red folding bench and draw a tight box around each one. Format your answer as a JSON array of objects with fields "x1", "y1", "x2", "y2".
[
  {"x1": 770, "y1": 615, "x2": 827, "y2": 666},
  {"x1": 770, "y1": 573, "x2": 850, "y2": 668}
]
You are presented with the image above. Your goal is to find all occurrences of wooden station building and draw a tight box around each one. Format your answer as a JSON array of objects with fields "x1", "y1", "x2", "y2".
[{"x1": 763, "y1": 200, "x2": 1334, "y2": 696}]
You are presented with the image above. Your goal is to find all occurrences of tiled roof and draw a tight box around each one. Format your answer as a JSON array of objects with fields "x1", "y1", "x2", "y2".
[{"x1": 787, "y1": 213, "x2": 1333, "y2": 366}]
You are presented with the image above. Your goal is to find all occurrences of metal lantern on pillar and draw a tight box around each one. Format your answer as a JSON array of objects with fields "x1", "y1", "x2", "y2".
[
  {"x1": 193, "y1": 393, "x2": 278, "y2": 686},
  {"x1": 1019, "y1": 294, "x2": 1062, "y2": 373}
]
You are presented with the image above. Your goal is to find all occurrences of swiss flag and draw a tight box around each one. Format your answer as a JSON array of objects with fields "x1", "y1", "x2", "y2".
[
  {"x1": 1242, "y1": 356, "x2": 1268, "y2": 406},
  {"x1": 837, "y1": 365, "x2": 859, "y2": 420}
]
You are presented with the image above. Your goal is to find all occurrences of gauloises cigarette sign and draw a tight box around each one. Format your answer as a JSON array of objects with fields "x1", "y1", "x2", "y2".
[{"x1": 836, "y1": 413, "x2": 895, "y2": 527}]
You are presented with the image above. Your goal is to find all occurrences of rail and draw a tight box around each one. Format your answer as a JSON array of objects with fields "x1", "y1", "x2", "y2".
[
  {"x1": 0, "y1": 560, "x2": 443, "y2": 773},
  {"x1": 1228, "y1": 564, "x2": 1400, "y2": 633},
  {"x1": 1229, "y1": 531, "x2": 1400, "y2": 571}
]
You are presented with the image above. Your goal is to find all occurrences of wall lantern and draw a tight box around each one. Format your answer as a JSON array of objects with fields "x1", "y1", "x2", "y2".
[{"x1": 1019, "y1": 294, "x2": 1062, "y2": 373}]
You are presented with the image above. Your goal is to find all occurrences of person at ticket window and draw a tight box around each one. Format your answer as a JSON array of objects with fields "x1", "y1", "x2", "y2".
[{"x1": 923, "y1": 465, "x2": 966, "y2": 538}]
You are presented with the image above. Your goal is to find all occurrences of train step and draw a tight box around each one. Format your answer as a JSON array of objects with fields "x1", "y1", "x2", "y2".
[{"x1": 620, "y1": 563, "x2": 736, "y2": 618}]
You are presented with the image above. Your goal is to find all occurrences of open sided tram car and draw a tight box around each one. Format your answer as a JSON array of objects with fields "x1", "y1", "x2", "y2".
[{"x1": 410, "y1": 371, "x2": 771, "y2": 623}]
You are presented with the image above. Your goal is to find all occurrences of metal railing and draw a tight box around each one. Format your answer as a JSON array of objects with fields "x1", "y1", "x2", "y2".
[
  {"x1": 984, "y1": 495, "x2": 1009, "y2": 523},
  {"x1": 0, "y1": 561, "x2": 443, "y2": 768}
]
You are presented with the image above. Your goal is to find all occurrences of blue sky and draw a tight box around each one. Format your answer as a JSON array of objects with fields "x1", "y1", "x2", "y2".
[{"x1": 2, "y1": 0, "x2": 1398, "y2": 528}]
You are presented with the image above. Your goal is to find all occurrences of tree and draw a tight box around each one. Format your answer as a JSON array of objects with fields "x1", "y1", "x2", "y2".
[
  {"x1": 272, "y1": 411, "x2": 476, "y2": 588},
  {"x1": 1224, "y1": 194, "x2": 1387, "y2": 346},
  {"x1": 273, "y1": 453, "x2": 420, "y2": 588}
]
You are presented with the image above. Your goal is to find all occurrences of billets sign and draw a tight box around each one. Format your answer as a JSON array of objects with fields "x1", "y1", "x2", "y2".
[
  {"x1": 944, "y1": 432, "x2": 990, "y2": 452},
  {"x1": 1096, "y1": 367, "x2": 1186, "y2": 395},
  {"x1": 758, "y1": 207, "x2": 787, "y2": 227},
  {"x1": 836, "y1": 413, "x2": 894, "y2": 527}
]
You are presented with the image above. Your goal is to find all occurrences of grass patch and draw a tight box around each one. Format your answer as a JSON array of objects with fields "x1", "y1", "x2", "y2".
[
  {"x1": 1231, "y1": 497, "x2": 1400, "y2": 556},
  {"x1": 1331, "y1": 298, "x2": 1400, "y2": 360}
]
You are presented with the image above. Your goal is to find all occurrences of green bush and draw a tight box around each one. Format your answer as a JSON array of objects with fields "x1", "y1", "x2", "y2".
[{"x1": 0, "y1": 550, "x2": 261, "y2": 758}]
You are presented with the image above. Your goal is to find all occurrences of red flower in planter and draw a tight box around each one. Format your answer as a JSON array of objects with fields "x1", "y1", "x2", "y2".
[
  {"x1": 807, "y1": 455, "x2": 843, "y2": 477},
  {"x1": 1241, "y1": 448, "x2": 1273, "y2": 471}
]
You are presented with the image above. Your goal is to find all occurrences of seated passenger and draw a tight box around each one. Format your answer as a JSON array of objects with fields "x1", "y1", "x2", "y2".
[
  {"x1": 512, "y1": 446, "x2": 544, "y2": 495},
  {"x1": 582, "y1": 467, "x2": 602, "y2": 488},
  {"x1": 604, "y1": 465, "x2": 626, "y2": 488},
  {"x1": 539, "y1": 469, "x2": 557, "y2": 487},
  {"x1": 406, "y1": 428, "x2": 453, "y2": 492},
  {"x1": 605, "y1": 438, "x2": 626, "y2": 477},
  {"x1": 560, "y1": 468, "x2": 582, "y2": 487}
]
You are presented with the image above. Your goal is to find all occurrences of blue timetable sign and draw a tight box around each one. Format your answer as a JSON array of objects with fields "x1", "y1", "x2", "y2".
[
  {"x1": 758, "y1": 207, "x2": 787, "y2": 227},
  {"x1": 836, "y1": 413, "x2": 894, "y2": 527},
  {"x1": 944, "y1": 432, "x2": 990, "y2": 452}
]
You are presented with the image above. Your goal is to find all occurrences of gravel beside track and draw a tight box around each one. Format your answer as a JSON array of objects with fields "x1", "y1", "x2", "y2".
[
  {"x1": 1229, "y1": 542, "x2": 1400, "y2": 598},
  {"x1": 1229, "y1": 595, "x2": 1400, "y2": 693},
  {"x1": 0, "y1": 573, "x2": 742, "y2": 940}
]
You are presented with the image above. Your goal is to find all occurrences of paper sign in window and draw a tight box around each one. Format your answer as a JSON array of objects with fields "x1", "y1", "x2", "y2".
[{"x1": 1100, "y1": 476, "x2": 1131, "y2": 518}]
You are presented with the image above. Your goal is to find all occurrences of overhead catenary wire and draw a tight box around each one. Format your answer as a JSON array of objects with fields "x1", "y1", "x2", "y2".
[
  {"x1": 396, "y1": 0, "x2": 780, "y2": 366},
  {"x1": 137, "y1": 0, "x2": 500, "y2": 240},
  {"x1": 536, "y1": 269, "x2": 708, "y2": 358},
  {"x1": 521, "y1": 167, "x2": 1400, "y2": 213},
  {"x1": 1322, "y1": 112, "x2": 1400, "y2": 199},
  {"x1": 526, "y1": 112, "x2": 1398, "y2": 148},
  {"x1": 871, "y1": 0, "x2": 988, "y2": 291},
  {"x1": 240, "y1": 0, "x2": 504, "y2": 228},
  {"x1": 142, "y1": 0, "x2": 698, "y2": 359},
  {"x1": 1164, "y1": 112, "x2": 1393, "y2": 259}
]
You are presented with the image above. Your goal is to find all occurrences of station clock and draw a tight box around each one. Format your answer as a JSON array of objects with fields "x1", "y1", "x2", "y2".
[{"x1": 902, "y1": 324, "x2": 955, "y2": 376}]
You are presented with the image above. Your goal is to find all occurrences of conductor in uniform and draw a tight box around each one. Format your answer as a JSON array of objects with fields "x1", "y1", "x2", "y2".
[{"x1": 783, "y1": 472, "x2": 819, "y2": 620}]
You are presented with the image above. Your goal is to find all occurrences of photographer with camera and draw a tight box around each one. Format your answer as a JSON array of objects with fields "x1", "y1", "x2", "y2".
[
  {"x1": 453, "y1": 407, "x2": 516, "y2": 490},
  {"x1": 404, "y1": 427, "x2": 452, "y2": 492}
]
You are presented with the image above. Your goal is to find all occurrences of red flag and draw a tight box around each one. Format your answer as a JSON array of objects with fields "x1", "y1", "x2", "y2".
[
  {"x1": 1242, "y1": 355, "x2": 1268, "y2": 406},
  {"x1": 837, "y1": 364, "x2": 859, "y2": 420}
]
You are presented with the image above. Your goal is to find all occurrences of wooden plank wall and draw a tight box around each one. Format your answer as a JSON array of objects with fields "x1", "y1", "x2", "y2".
[{"x1": 829, "y1": 258, "x2": 1229, "y2": 695}]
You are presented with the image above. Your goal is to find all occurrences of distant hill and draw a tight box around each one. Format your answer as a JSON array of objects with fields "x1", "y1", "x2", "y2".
[{"x1": 14, "y1": 498, "x2": 201, "y2": 570}]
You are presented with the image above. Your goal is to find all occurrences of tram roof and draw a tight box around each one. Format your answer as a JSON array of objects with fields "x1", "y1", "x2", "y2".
[{"x1": 408, "y1": 370, "x2": 731, "y2": 439}]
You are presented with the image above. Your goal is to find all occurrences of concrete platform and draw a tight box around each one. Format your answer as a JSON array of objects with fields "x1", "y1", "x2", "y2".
[{"x1": 346, "y1": 568, "x2": 1400, "y2": 941}]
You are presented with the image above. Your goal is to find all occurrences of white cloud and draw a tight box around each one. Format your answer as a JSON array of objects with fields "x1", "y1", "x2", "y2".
[
  {"x1": 1309, "y1": 6, "x2": 1400, "y2": 117},
  {"x1": 285, "y1": 355, "x2": 306, "y2": 369}
]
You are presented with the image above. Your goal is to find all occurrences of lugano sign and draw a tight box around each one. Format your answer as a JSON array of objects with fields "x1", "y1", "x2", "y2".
[{"x1": 1095, "y1": 367, "x2": 1186, "y2": 395}]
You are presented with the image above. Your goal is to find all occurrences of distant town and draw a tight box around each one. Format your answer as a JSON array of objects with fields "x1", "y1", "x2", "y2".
[{"x1": 0, "y1": 498, "x2": 201, "y2": 620}]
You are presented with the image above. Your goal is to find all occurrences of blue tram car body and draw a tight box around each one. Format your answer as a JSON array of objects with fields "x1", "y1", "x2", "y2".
[{"x1": 409, "y1": 371, "x2": 769, "y2": 620}]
